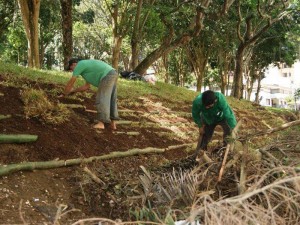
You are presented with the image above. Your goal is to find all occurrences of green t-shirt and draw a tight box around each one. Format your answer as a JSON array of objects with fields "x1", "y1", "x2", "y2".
[
  {"x1": 73, "y1": 60, "x2": 114, "y2": 87},
  {"x1": 192, "y1": 92, "x2": 237, "y2": 129}
]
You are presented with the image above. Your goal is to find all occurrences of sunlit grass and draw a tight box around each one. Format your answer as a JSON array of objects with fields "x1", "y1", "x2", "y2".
[{"x1": 0, "y1": 61, "x2": 297, "y2": 124}]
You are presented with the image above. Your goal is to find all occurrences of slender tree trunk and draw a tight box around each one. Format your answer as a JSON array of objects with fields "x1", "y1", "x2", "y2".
[
  {"x1": 246, "y1": 67, "x2": 256, "y2": 101},
  {"x1": 112, "y1": 36, "x2": 122, "y2": 70},
  {"x1": 18, "y1": 0, "x2": 41, "y2": 68},
  {"x1": 130, "y1": 0, "x2": 155, "y2": 71},
  {"x1": 195, "y1": 59, "x2": 207, "y2": 92},
  {"x1": 220, "y1": 56, "x2": 232, "y2": 94},
  {"x1": 232, "y1": 46, "x2": 244, "y2": 99},
  {"x1": 130, "y1": 0, "x2": 143, "y2": 70},
  {"x1": 60, "y1": 0, "x2": 73, "y2": 70},
  {"x1": 162, "y1": 54, "x2": 170, "y2": 83},
  {"x1": 131, "y1": 39, "x2": 139, "y2": 70},
  {"x1": 255, "y1": 73, "x2": 262, "y2": 103}
]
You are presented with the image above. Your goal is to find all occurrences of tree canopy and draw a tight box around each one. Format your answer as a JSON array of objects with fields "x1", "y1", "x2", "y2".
[{"x1": 0, "y1": 0, "x2": 299, "y2": 98}]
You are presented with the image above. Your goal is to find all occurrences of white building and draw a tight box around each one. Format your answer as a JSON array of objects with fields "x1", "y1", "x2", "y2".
[{"x1": 250, "y1": 60, "x2": 300, "y2": 110}]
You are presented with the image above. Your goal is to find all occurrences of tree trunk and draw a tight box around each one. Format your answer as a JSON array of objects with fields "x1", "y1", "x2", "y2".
[
  {"x1": 135, "y1": 46, "x2": 167, "y2": 75},
  {"x1": 18, "y1": 0, "x2": 41, "y2": 68},
  {"x1": 162, "y1": 53, "x2": 170, "y2": 83},
  {"x1": 246, "y1": 66, "x2": 256, "y2": 101},
  {"x1": 255, "y1": 72, "x2": 263, "y2": 103},
  {"x1": 60, "y1": 0, "x2": 73, "y2": 70},
  {"x1": 219, "y1": 54, "x2": 232, "y2": 95},
  {"x1": 130, "y1": 0, "x2": 143, "y2": 70},
  {"x1": 112, "y1": 36, "x2": 122, "y2": 70},
  {"x1": 232, "y1": 46, "x2": 245, "y2": 99},
  {"x1": 196, "y1": 57, "x2": 208, "y2": 92}
]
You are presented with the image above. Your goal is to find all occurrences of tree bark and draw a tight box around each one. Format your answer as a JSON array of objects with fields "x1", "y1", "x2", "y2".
[
  {"x1": 112, "y1": 36, "x2": 122, "y2": 70},
  {"x1": 18, "y1": 0, "x2": 41, "y2": 68},
  {"x1": 130, "y1": 0, "x2": 155, "y2": 70},
  {"x1": 130, "y1": 0, "x2": 143, "y2": 70},
  {"x1": 231, "y1": 46, "x2": 244, "y2": 99},
  {"x1": 60, "y1": 0, "x2": 73, "y2": 70},
  {"x1": 255, "y1": 72, "x2": 263, "y2": 103}
]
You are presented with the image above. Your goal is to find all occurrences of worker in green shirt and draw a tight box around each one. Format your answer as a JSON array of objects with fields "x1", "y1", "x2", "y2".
[
  {"x1": 63, "y1": 58, "x2": 119, "y2": 130},
  {"x1": 192, "y1": 90, "x2": 237, "y2": 155}
]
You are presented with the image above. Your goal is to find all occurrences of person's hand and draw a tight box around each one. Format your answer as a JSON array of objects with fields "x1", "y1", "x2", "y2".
[{"x1": 57, "y1": 94, "x2": 65, "y2": 98}]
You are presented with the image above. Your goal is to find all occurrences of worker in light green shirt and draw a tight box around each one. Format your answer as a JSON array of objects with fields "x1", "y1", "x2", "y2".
[
  {"x1": 63, "y1": 58, "x2": 119, "y2": 130},
  {"x1": 192, "y1": 90, "x2": 237, "y2": 156}
]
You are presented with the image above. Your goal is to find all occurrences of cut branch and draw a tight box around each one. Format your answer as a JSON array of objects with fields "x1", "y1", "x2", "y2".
[
  {"x1": 218, "y1": 120, "x2": 243, "y2": 182},
  {"x1": 0, "y1": 144, "x2": 192, "y2": 177},
  {"x1": 0, "y1": 134, "x2": 38, "y2": 143},
  {"x1": 242, "y1": 120, "x2": 300, "y2": 140},
  {"x1": 0, "y1": 115, "x2": 11, "y2": 120},
  {"x1": 83, "y1": 166, "x2": 105, "y2": 185}
]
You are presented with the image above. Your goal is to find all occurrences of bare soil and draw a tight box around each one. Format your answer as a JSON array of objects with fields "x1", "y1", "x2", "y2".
[{"x1": 0, "y1": 74, "x2": 299, "y2": 224}]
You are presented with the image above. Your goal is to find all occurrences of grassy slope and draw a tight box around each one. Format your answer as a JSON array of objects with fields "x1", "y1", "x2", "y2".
[{"x1": 0, "y1": 61, "x2": 297, "y2": 131}]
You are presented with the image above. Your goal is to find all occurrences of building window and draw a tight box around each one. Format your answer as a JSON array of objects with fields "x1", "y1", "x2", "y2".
[
  {"x1": 271, "y1": 89, "x2": 280, "y2": 94},
  {"x1": 266, "y1": 99, "x2": 271, "y2": 105}
]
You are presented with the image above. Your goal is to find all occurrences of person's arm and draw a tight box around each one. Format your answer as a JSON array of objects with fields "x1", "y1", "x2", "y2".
[
  {"x1": 218, "y1": 94, "x2": 237, "y2": 129},
  {"x1": 192, "y1": 97, "x2": 203, "y2": 128},
  {"x1": 63, "y1": 76, "x2": 77, "y2": 95},
  {"x1": 72, "y1": 82, "x2": 90, "y2": 93}
]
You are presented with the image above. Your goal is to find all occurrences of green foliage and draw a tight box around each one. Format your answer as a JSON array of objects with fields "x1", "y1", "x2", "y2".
[
  {"x1": 139, "y1": 8, "x2": 165, "y2": 47},
  {"x1": 72, "y1": 21, "x2": 111, "y2": 60},
  {"x1": 294, "y1": 88, "x2": 300, "y2": 100},
  {"x1": 203, "y1": 67, "x2": 221, "y2": 89},
  {"x1": 130, "y1": 206, "x2": 160, "y2": 223},
  {"x1": 130, "y1": 205, "x2": 176, "y2": 225},
  {"x1": 81, "y1": 9, "x2": 95, "y2": 24},
  {"x1": 168, "y1": 48, "x2": 192, "y2": 86},
  {"x1": 0, "y1": 0, "x2": 15, "y2": 37},
  {"x1": 0, "y1": 0, "x2": 299, "y2": 93},
  {"x1": 1, "y1": 19, "x2": 27, "y2": 63}
]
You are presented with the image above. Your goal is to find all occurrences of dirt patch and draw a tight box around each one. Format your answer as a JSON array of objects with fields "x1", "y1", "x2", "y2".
[
  {"x1": 0, "y1": 74, "x2": 299, "y2": 224},
  {"x1": 0, "y1": 74, "x2": 197, "y2": 223}
]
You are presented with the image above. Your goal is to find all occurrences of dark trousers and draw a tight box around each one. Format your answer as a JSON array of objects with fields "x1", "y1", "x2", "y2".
[{"x1": 197, "y1": 119, "x2": 231, "y2": 151}]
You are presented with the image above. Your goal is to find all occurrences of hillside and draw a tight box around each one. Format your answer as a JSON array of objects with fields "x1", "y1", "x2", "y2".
[{"x1": 0, "y1": 64, "x2": 299, "y2": 224}]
